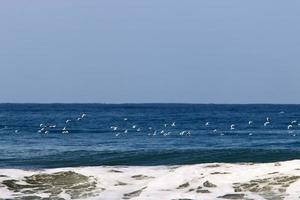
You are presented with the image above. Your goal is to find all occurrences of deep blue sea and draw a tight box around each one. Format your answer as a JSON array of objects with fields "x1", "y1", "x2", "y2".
[{"x1": 1, "y1": 104, "x2": 300, "y2": 169}]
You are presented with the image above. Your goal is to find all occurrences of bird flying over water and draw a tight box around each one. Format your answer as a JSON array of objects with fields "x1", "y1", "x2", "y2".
[
  {"x1": 230, "y1": 124, "x2": 235, "y2": 130},
  {"x1": 264, "y1": 121, "x2": 270, "y2": 126}
]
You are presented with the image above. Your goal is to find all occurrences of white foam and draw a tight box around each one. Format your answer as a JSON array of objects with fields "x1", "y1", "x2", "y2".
[{"x1": 1, "y1": 160, "x2": 300, "y2": 199}]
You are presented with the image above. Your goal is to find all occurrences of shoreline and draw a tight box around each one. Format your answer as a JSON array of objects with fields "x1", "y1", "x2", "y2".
[{"x1": 1, "y1": 160, "x2": 300, "y2": 199}]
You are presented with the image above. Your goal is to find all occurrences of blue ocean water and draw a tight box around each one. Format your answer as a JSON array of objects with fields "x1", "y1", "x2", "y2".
[{"x1": 0, "y1": 104, "x2": 300, "y2": 169}]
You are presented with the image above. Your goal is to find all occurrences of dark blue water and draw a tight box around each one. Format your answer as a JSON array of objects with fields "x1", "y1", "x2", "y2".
[{"x1": 1, "y1": 104, "x2": 300, "y2": 168}]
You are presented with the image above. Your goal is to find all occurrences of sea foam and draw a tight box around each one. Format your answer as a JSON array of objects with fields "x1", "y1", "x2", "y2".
[{"x1": 1, "y1": 160, "x2": 300, "y2": 199}]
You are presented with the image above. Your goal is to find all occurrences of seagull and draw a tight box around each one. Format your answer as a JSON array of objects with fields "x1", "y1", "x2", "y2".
[
  {"x1": 153, "y1": 131, "x2": 157, "y2": 136},
  {"x1": 279, "y1": 111, "x2": 285, "y2": 114},
  {"x1": 164, "y1": 124, "x2": 168, "y2": 128},
  {"x1": 266, "y1": 117, "x2": 270, "y2": 122},
  {"x1": 124, "y1": 118, "x2": 128, "y2": 121},
  {"x1": 137, "y1": 128, "x2": 141, "y2": 132},
  {"x1": 40, "y1": 124, "x2": 44, "y2": 128},
  {"x1": 249, "y1": 133, "x2": 253, "y2": 136},
  {"x1": 81, "y1": 113, "x2": 87, "y2": 118},
  {"x1": 66, "y1": 120, "x2": 71, "y2": 124},
  {"x1": 213, "y1": 129, "x2": 217, "y2": 133},
  {"x1": 62, "y1": 130, "x2": 69, "y2": 134},
  {"x1": 77, "y1": 117, "x2": 82, "y2": 121},
  {"x1": 171, "y1": 122, "x2": 176, "y2": 127},
  {"x1": 163, "y1": 132, "x2": 171, "y2": 136},
  {"x1": 160, "y1": 130, "x2": 165, "y2": 134},
  {"x1": 230, "y1": 124, "x2": 235, "y2": 130},
  {"x1": 179, "y1": 131, "x2": 186, "y2": 136},
  {"x1": 248, "y1": 121, "x2": 253, "y2": 125},
  {"x1": 288, "y1": 125, "x2": 293, "y2": 130},
  {"x1": 49, "y1": 125, "x2": 56, "y2": 128},
  {"x1": 124, "y1": 129, "x2": 128, "y2": 133},
  {"x1": 15, "y1": 130, "x2": 19, "y2": 133},
  {"x1": 132, "y1": 125, "x2": 137, "y2": 129},
  {"x1": 45, "y1": 131, "x2": 49, "y2": 134},
  {"x1": 148, "y1": 127, "x2": 153, "y2": 130},
  {"x1": 62, "y1": 127, "x2": 67, "y2": 131},
  {"x1": 291, "y1": 120, "x2": 297, "y2": 124},
  {"x1": 264, "y1": 121, "x2": 270, "y2": 126},
  {"x1": 205, "y1": 122, "x2": 210, "y2": 126}
]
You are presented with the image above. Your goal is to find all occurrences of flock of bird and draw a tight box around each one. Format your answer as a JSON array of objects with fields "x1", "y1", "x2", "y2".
[
  {"x1": 109, "y1": 113, "x2": 300, "y2": 137},
  {"x1": 3, "y1": 111, "x2": 300, "y2": 137},
  {"x1": 36, "y1": 113, "x2": 87, "y2": 134},
  {"x1": 110, "y1": 120, "x2": 184, "y2": 137}
]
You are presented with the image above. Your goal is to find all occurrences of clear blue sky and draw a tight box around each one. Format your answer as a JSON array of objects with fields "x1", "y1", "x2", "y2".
[{"x1": 1, "y1": 1, "x2": 300, "y2": 103}]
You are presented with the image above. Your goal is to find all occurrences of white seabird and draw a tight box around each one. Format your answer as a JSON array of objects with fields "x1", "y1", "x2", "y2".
[
  {"x1": 110, "y1": 126, "x2": 117, "y2": 131},
  {"x1": 179, "y1": 131, "x2": 186, "y2": 136},
  {"x1": 264, "y1": 121, "x2": 270, "y2": 126},
  {"x1": 230, "y1": 124, "x2": 235, "y2": 130}
]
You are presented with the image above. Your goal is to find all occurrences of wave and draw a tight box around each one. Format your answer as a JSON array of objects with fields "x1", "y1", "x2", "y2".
[
  {"x1": 1, "y1": 160, "x2": 300, "y2": 199},
  {"x1": 1, "y1": 148, "x2": 300, "y2": 169}
]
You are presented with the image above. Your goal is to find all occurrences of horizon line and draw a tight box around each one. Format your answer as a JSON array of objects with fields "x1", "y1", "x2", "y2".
[{"x1": 0, "y1": 102, "x2": 300, "y2": 105}]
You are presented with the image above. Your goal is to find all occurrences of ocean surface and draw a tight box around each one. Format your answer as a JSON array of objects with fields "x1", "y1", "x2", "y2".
[{"x1": 1, "y1": 104, "x2": 300, "y2": 169}]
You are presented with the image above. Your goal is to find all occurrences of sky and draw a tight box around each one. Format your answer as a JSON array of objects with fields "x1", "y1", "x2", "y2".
[{"x1": 0, "y1": 0, "x2": 300, "y2": 104}]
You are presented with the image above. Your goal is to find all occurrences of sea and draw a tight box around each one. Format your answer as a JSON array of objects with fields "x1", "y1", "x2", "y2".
[{"x1": 1, "y1": 104, "x2": 300, "y2": 199}]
